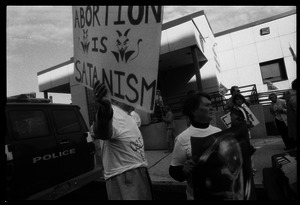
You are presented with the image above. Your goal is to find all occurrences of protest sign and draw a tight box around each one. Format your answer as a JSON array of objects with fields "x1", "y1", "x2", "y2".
[
  {"x1": 220, "y1": 103, "x2": 259, "y2": 128},
  {"x1": 191, "y1": 124, "x2": 255, "y2": 200},
  {"x1": 220, "y1": 112, "x2": 232, "y2": 128},
  {"x1": 219, "y1": 82, "x2": 228, "y2": 96},
  {"x1": 241, "y1": 103, "x2": 259, "y2": 126},
  {"x1": 72, "y1": 6, "x2": 163, "y2": 113}
]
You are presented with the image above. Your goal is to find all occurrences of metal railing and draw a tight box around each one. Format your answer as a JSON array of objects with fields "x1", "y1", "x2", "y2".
[
  {"x1": 163, "y1": 84, "x2": 260, "y2": 119},
  {"x1": 257, "y1": 89, "x2": 291, "y2": 106},
  {"x1": 155, "y1": 84, "x2": 290, "y2": 122},
  {"x1": 160, "y1": 93, "x2": 187, "y2": 120},
  {"x1": 210, "y1": 84, "x2": 259, "y2": 110}
]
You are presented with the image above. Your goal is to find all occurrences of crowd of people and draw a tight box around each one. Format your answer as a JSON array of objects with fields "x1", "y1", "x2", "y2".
[{"x1": 90, "y1": 78, "x2": 297, "y2": 200}]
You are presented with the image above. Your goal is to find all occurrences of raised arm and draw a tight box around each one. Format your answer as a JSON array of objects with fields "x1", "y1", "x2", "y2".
[{"x1": 93, "y1": 81, "x2": 114, "y2": 140}]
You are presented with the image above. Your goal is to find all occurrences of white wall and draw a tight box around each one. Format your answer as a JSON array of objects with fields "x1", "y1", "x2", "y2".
[
  {"x1": 69, "y1": 66, "x2": 90, "y2": 127},
  {"x1": 193, "y1": 15, "x2": 221, "y2": 93},
  {"x1": 38, "y1": 63, "x2": 72, "y2": 92},
  {"x1": 160, "y1": 21, "x2": 197, "y2": 54},
  {"x1": 216, "y1": 14, "x2": 297, "y2": 92}
]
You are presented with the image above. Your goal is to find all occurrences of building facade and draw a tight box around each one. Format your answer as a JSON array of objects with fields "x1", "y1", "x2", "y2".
[
  {"x1": 37, "y1": 9, "x2": 296, "y2": 148},
  {"x1": 215, "y1": 10, "x2": 296, "y2": 93}
]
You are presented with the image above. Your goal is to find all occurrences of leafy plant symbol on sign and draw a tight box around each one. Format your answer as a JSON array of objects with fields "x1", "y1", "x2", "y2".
[
  {"x1": 111, "y1": 29, "x2": 143, "y2": 63},
  {"x1": 77, "y1": 29, "x2": 90, "y2": 54}
]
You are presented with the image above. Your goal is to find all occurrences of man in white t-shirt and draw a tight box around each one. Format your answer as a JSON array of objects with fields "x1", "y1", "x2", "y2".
[
  {"x1": 129, "y1": 106, "x2": 141, "y2": 128},
  {"x1": 92, "y1": 80, "x2": 153, "y2": 200},
  {"x1": 169, "y1": 92, "x2": 221, "y2": 200}
]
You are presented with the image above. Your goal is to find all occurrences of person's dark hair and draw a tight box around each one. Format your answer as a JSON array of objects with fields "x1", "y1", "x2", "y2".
[
  {"x1": 164, "y1": 105, "x2": 171, "y2": 111},
  {"x1": 291, "y1": 79, "x2": 297, "y2": 90},
  {"x1": 230, "y1": 86, "x2": 239, "y2": 95},
  {"x1": 232, "y1": 93, "x2": 246, "y2": 105},
  {"x1": 182, "y1": 92, "x2": 211, "y2": 123},
  {"x1": 268, "y1": 93, "x2": 277, "y2": 100}
]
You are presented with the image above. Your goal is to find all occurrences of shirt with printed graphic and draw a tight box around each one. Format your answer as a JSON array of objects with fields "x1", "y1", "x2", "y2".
[{"x1": 99, "y1": 105, "x2": 148, "y2": 180}]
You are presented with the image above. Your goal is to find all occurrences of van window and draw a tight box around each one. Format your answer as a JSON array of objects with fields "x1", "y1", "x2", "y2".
[
  {"x1": 52, "y1": 110, "x2": 81, "y2": 134},
  {"x1": 9, "y1": 110, "x2": 50, "y2": 139}
]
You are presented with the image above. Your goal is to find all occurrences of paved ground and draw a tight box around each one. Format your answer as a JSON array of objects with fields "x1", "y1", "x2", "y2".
[
  {"x1": 250, "y1": 136, "x2": 288, "y2": 185},
  {"x1": 146, "y1": 135, "x2": 286, "y2": 186},
  {"x1": 60, "y1": 135, "x2": 290, "y2": 200}
]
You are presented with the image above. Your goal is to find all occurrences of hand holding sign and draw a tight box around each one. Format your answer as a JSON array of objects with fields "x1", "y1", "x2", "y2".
[
  {"x1": 183, "y1": 158, "x2": 197, "y2": 178},
  {"x1": 93, "y1": 80, "x2": 108, "y2": 103}
]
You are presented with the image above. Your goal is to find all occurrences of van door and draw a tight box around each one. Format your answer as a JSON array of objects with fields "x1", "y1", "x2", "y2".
[
  {"x1": 6, "y1": 105, "x2": 60, "y2": 199},
  {"x1": 49, "y1": 106, "x2": 94, "y2": 182}
]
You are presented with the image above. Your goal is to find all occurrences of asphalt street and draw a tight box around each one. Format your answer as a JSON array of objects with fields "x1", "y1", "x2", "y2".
[{"x1": 58, "y1": 135, "x2": 290, "y2": 200}]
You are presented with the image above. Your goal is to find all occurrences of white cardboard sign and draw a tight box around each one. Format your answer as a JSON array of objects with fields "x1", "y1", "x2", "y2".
[
  {"x1": 220, "y1": 112, "x2": 232, "y2": 128},
  {"x1": 72, "y1": 6, "x2": 163, "y2": 113},
  {"x1": 241, "y1": 103, "x2": 259, "y2": 126},
  {"x1": 220, "y1": 103, "x2": 259, "y2": 128}
]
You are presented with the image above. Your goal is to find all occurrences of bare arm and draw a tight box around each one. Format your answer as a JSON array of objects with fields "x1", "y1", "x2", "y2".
[
  {"x1": 281, "y1": 99, "x2": 287, "y2": 114},
  {"x1": 169, "y1": 159, "x2": 196, "y2": 182},
  {"x1": 93, "y1": 81, "x2": 113, "y2": 140}
]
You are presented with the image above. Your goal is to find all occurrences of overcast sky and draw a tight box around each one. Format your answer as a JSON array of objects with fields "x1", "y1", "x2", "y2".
[{"x1": 6, "y1": 6, "x2": 296, "y2": 103}]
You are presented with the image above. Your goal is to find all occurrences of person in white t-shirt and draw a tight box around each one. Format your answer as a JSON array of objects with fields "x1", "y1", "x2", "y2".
[
  {"x1": 129, "y1": 106, "x2": 141, "y2": 128},
  {"x1": 169, "y1": 92, "x2": 221, "y2": 200},
  {"x1": 162, "y1": 105, "x2": 175, "y2": 153},
  {"x1": 92, "y1": 80, "x2": 153, "y2": 200}
]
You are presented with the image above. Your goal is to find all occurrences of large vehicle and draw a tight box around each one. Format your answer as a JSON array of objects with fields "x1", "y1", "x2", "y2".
[{"x1": 6, "y1": 95, "x2": 102, "y2": 200}]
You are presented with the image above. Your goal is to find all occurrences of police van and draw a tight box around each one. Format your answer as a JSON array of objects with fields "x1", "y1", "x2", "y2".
[{"x1": 6, "y1": 95, "x2": 101, "y2": 200}]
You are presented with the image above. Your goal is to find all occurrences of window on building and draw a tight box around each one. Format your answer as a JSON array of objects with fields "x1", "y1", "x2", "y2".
[{"x1": 260, "y1": 58, "x2": 288, "y2": 84}]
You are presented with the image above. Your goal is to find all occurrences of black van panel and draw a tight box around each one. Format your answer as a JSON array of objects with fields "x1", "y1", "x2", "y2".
[
  {"x1": 50, "y1": 108, "x2": 94, "y2": 180},
  {"x1": 6, "y1": 103, "x2": 95, "y2": 200}
]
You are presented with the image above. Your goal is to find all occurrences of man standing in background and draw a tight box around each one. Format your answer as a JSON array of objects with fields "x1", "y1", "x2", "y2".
[
  {"x1": 163, "y1": 105, "x2": 175, "y2": 153},
  {"x1": 286, "y1": 79, "x2": 297, "y2": 149},
  {"x1": 269, "y1": 93, "x2": 294, "y2": 150}
]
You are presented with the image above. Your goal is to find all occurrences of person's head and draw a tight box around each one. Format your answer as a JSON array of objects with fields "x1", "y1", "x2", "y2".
[
  {"x1": 268, "y1": 93, "x2": 277, "y2": 103},
  {"x1": 230, "y1": 86, "x2": 240, "y2": 96},
  {"x1": 183, "y1": 92, "x2": 214, "y2": 125},
  {"x1": 164, "y1": 105, "x2": 171, "y2": 112},
  {"x1": 232, "y1": 93, "x2": 246, "y2": 107}
]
